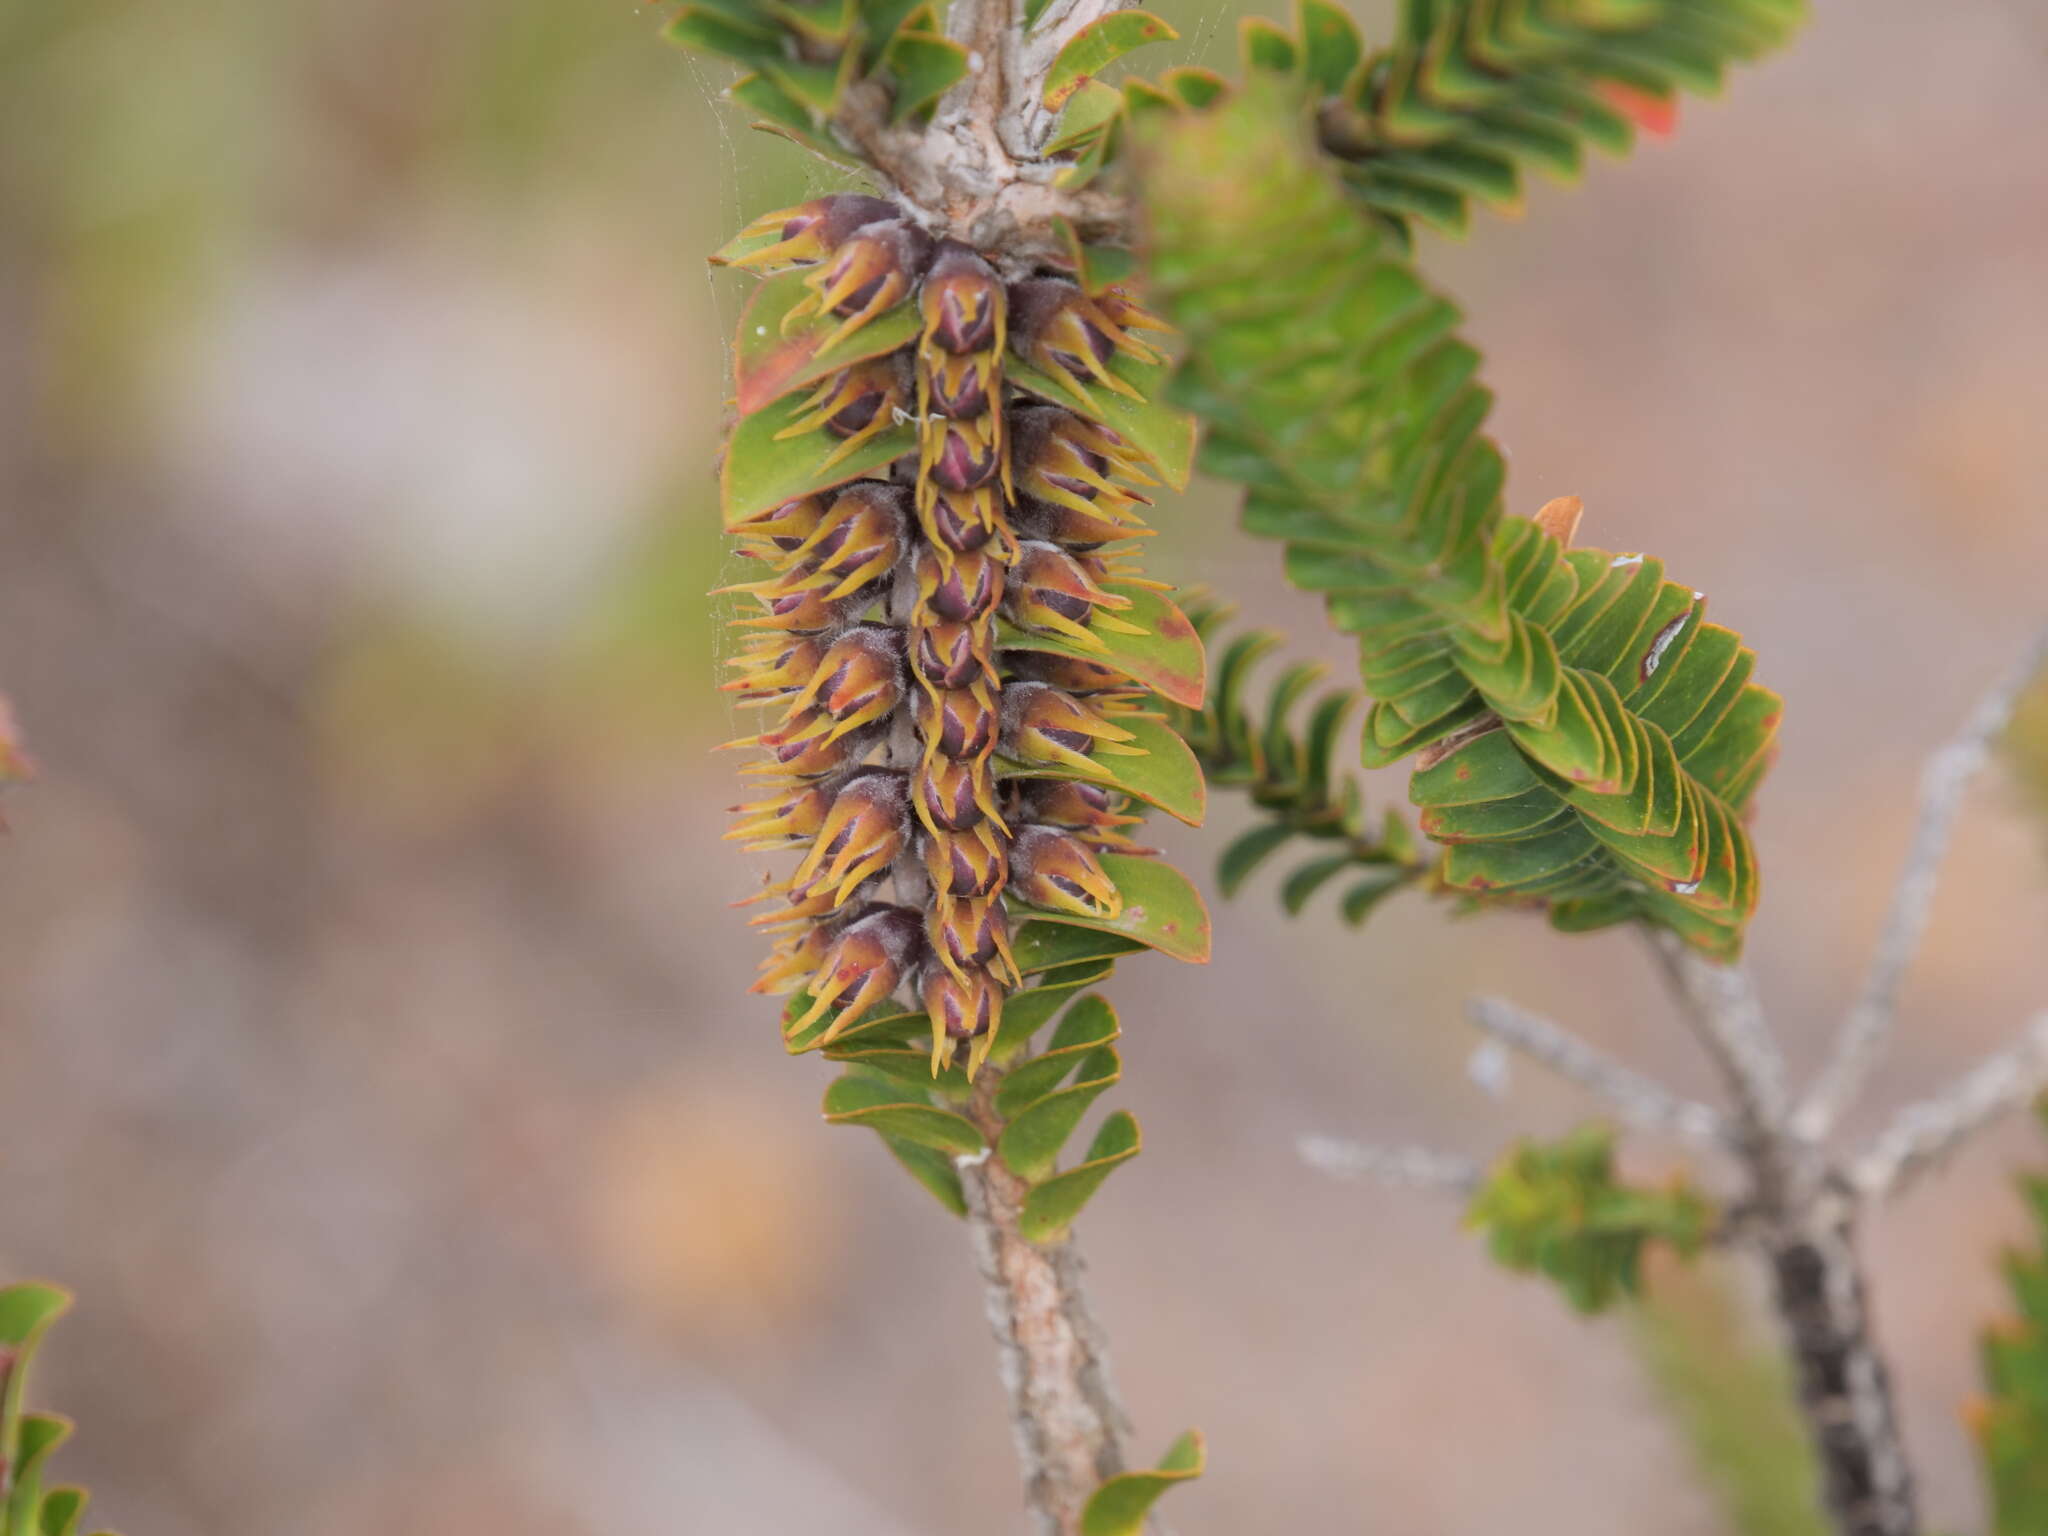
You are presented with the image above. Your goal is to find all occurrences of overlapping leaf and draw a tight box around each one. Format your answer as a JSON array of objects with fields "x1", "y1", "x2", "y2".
[
  {"x1": 1136, "y1": 81, "x2": 1779, "y2": 957},
  {"x1": 0, "y1": 1286, "x2": 117, "y2": 1536},
  {"x1": 1978, "y1": 1102, "x2": 2048, "y2": 1533}
]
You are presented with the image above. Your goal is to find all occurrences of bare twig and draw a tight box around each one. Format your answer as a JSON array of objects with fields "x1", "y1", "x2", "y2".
[
  {"x1": 1849, "y1": 1013, "x2": 2048, "y2": 1201},
  {"x1": 1297, "y1": 1135, "x2": 1483, "y2": 1196},
  {"x1": 1797, "y1": 623, "x2": 2048, "y2": 1141},
  {"x1": 1464, "y1": 996, "x2": 1731, "y2": 1149},
  {"x1": 1643, "y1": 930, "x2": 1790, "y2": 1135},
  {"x1": 960, "y1": 1076, "x2": 1133, "y2": 1536}
]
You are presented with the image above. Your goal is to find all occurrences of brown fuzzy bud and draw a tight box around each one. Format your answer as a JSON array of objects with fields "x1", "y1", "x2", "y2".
[
  {"x1": 920, "y1": 486, "x2": 1005, "y2": 555},
  {"x1": 723, "y1": 635, "x2": 828, "y2": 702},
  {"x1": 726, "y1": 780, "x2": 834, "y2": 850},
  {"x1": 777, "y1": 358, "x2": 911, "y2": 469},
  {"x1": 911, "y1": 619, "x2": 994, "y2": 691},
  {"x1": 925, "y1": 415, "x2": 1003, "y2": 494},
  {"x1": 1008, "y1": 278, "x2": 1155, "y2": 402},
  {"x1": 922, "y1": 822, "x2": 1009, "y2": 903},
  {"x1": 792, "y1": 769, "x2": 910, "y2": 905},
  {"x1": 920, "y1": 242, "x2": 1005, "y2": 355},
  {"x1": 999, "y1": 680, "x2": 1141, "y2": 770},
  {"x1": 732, "y1": 580, "x2": 860, "y2": 636},
  {"x1": 914, "y1": 544, "x2": 1003, "y2": 623},
  {"x1": 1011, "y1": 406, "x2": 1154, "y2": 525},
  {"x1": 752, "y1": 919, "x2": 835, "y2": 995},
  {"x1": 914, "y1": 754, "x2": 1002, "y2": 834},
  {"x1": 724, "y1": 194, "x2": 901, "y2": 273},
  {"x1": 745, "y1": 717, "x2": 885, "y2": 778},
  {"x1": 1002, "y1": 540, "x2": 1134, "y2": 648},
  {"x1": 1003, "y1": 651, "x2": 1137, "y2": 696},
  {"x1": 792, "y1": 484, "x2": 910, "y2": 602},
  {"x1": 926, "y1": 898, "x2": 1015, "y2": 982},
  {"x1": 728, "y1": 496, "x2": 826, "y2": 559},
  {"x1": 924, "y1": 353, "x2": 994, "y2": 420},
  {"x1": 799, "y1": 219, "x2": 934, "y2": 347},
  {"x1": 790, "y1": 903, "x2": 924, "y2": 1038},
  {"x1": 912, "y1": 682, "x2": 1000, "y2": 761},
  {"x1": 1014, "y1": 779, "x2": 1148, "y2": 852},
  {"x1": 783, "y1": 624, "x2": 905, "y2": 742},
  {"x1": 1009, "y1": 824, "x2": 1122, "y2": 918}
]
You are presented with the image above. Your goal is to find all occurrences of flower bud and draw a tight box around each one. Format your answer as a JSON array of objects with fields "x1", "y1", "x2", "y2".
[
  {"x1": 923, "y1": 415, "x2": 1002, "y2": 494},
  {"x1": 1015, "y1": 779, "x2": 1148, "y2": 852},
  {"x1": 1002, "y1": 540, "x2": 1136, "y2": 648},
  {"x1": 920, "y1": 242, "x2": 1005, "y2": 355},
  {"x1": 917, "y1": 754, "x2": 1006, "y2": 838},
  {"x1": 911, "y1": 618, "x2": 993, "y2": 692},
  {"x1": 999, "y1": 680, "x2": 1142, "y2": 771},
  {"x1": 722, "y1": 635, "x2": 827, "y2": 702},
  {"x1": 752, "y1": 919, "x2": 835, "y2": 996},
  {"x1": 912, "y1": 681, "x2": 1000, "y2": 761},
  {"x1": 1008, "y1": 278, "x2": 1155, "y2": 402},
  {"x1": 926, "y1": 898, "x2": 1015, "y2": 983},
  {"x1": 777, "y1": 358, "x2": 911, "y2": 469},
  {"x1": 741, "y1": 717, "x2": 884, "y2": 778},
  {"x1": 922, "y1": 822, "x2": 1009, "y2": 903},
  {"x1": 728, "y1": 496, "x2": 826, "y2": 560},
  {"x1": 1009, "y1": 824, "x2": 1122, "y2": 918},
  {"x1": 783, "y1": 624, "x2": 905, "y2": 742},
  {"x1": 798, "y1": 219, "x2": 935, "y2": 348},
  {"x1": 921, "y1": 963, "x2": 1006, "y2": 1075},
  {"x1": 723, "y1": 194, "x2": 902, "y2": 273},
  {"x1": 920, "y1": 486, "x2": 1005, "y2": 554},
  {"x1": 792, "y1": 484, "x2": 910, "y2": 602},
  {"x1": 1003, "y1": 651, "x2": 1137, "y2": 696},
  {"x1": 726, "y1": 780, "x2": 834, "y2": 850},
  {"x1": 732, "y1": 580, "x2": 858, "y2": 636},
  {"x1": 790, "y1": 903, "x2": 925, "y2": 1039},
  {"x1": 792, "y1": 769, "x2": 910, "y2": 905},
  {"x1": 924, "y1": 353, "x2": 995, "y2": 420},
  {"x1": 913, "y1": 544, "x2": 1003, "y2": 624},
  {"x1": 1011, "y1": 406, "x2": 1155, "y2": 529}
]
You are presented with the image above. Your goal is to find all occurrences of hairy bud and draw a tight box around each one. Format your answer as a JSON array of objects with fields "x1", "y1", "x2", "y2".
[
  {"x1": 792, "y1": 770, "x2": 910, "y2": 905},
  {"x1": 790, "y1": 903, "x2": 924, "y2": 1038},
  {"x1": 1000, "y1": 680, "x2": 1142, "y2": 770},
  {"x1": 1003, "y1": 540, "x2": 1136, "y2": 648},
  {"x1": 1009, "y1": 824, "x2": 1122, "y2": 918}
]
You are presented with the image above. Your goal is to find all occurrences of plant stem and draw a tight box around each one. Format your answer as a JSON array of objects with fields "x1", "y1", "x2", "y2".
[{"x1": 959, "y1": 1069, "x2": 1131, "y2": 1536}]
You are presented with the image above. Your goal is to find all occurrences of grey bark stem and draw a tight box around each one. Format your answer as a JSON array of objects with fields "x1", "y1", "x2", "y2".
[{"x1": 960, "y1": 1070, "x2": 1131, "y2": 1536}]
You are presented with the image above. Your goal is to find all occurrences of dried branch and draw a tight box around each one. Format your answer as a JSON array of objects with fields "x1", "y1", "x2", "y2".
[
  {"x1": 1464, "y1": 996, "x2": 1731, "y2": 1150},
  {"x1": 960, "y1": 1078, "x2": 1133, "y2": 1536},
  {"x1": 1797, "y1": 622, "x2": 2048, "y2": 1141},
  {"x1": 1643, "y1": 930, "x2": 1790, "y2": 1136},
  {"x1": 1297, "y1": 1134, "x2": 1483, "y2": 1196},
  {"x1": 1849, "y1": 1013, "x2": 2048, "y2": 1201}
]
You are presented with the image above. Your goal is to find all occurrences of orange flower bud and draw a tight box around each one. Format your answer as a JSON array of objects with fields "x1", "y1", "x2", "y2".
[
  {"x1": 1009, "y1": 824, "x2": 1122, "y2": 918},
  {"x1": 920, "y1": 963, "x2": 1006, "y2": 1075},
  {"x1": 924, "y1": 415, "x2": 1003, "y2": 494},
  {"x1": 926, "y1": 897, "x2": 1016, "y2": 983},
  {"x1": 722, "y1": 635, "x2": 828, "y2": 702},
  {"x1": 999, "y1": 680, "x2": 1142, "y2": 771},
  {"x1": 792, "y1": 769, "x2": 910, "y2": 904},
  {"x1": 777, "y1": 358, "x2": 911, "y2": 469},
  {"x1": 1016, "y1": 779, "x2": 1149, "y2": 853},
  {"x1": 912, "y1": 681, "x2": 1000, "y2": 761},
  {"x1": 1012, "y1": 405, "x2": 1154, "y2": 530},
  {"x1": 790, "y1": 903, "x2": 925, "y2": 1039},
  {"x1": 795, "y1": 219, "x2": 935, "y2": 349},
  {"x1": 1005, "y1": 651, "x2": 1138, "y2": 696},
  {"x1": 922, "y1": 821, "x2": 1009, "y2": 903},
  {"x1": 728, "y1": 496, "x2": 826, "y2": 560},
  {"x1": 753, "y1": 920, "x2": 833, "y2": 995},
  {"x1": 743, "y1": 717, "x2": 885, "y2": 778},
  {"x1": 732, "y1": 581, "x2": 859, "y2": 636},
  {"x1": 910, "y1": 619, "x2": 995, "y2": 691},
  {"x1": 924, "y1": 353, "x2": 996, "y2": 420}
]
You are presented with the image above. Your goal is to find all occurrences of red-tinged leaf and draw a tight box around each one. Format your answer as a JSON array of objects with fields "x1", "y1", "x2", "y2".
[
  {"x1": 733, "y1": 267, "x2": 919, "y2": 416},
  {"x1": 1598, "y1": 80, "x2": 1677, "y2": 138},
  {"x1": 1042, "y1": 11, "x2": 1178, "y2": 112}
]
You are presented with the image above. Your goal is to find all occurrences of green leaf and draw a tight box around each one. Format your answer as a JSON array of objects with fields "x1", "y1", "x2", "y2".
[
  {"x1": 1014, "y1": 853, "x2": 1210, "y2": 963},
  {"x1": 988, "y1": 968, "x2": 1117, "y2": 1061},
  {"x1": 823, "y1": 1073, "x2": 987, "y2": 1154},
  {"x1": 1279, "y1": 852, "x2": 1353, "y2": 914},
  {"x1": 1080, "y1": 1430, "x2": 1206, "y2": 1536},
  {"x1": 995, "y1": 994, "x2": 1119, "y2": 1114},
  {"x1": 1043, "y1": 11, "x2": 1180, "y2": 112},
  {"x1": 720, "y1": 386, "x2": 916, "y2": 526},
  {"x1": 1010, "y1": 922, "x2": 1146, "y2": 976},
  {"x1": 1010, "y1": 355, "x2": 1197, "y2": 492},
  {"x1": 38, "y1": 1487, "x2": 88, "y2": 1536},
  {"x1": 999, "y1": 1044, "x2": 1120, "y2": 1182},
  {"x1": 997, "y1": 713, "x2": 1206, "y2": 827},
  {"x1": 997, "y1": 583, "x2": 1207, "y2": 710},
  {"x1": 884, "y1": 31, "x2": 969, "y2": 121},
  {"x1": 1019, "y1": 1110, "x2": 1141, "y2": 1242},
  {"x1": 1217, "y1": 822, "x2": 1292, "y2": 896},
  {"x1": 732, "y1": 267, "x2": 921, "y2": 415},
  {"x1": 881, "y1": 1134, "x2": 969, "y2": 1216},
  {"x1": 1044, "y1": 80, "x2": 1126, "y2": 156}
]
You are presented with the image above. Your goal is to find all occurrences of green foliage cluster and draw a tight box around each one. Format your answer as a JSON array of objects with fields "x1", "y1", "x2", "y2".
[
  {"x1": 0, "y1": 1286, "x2": 115, "y2": 1536},
  {"x1": 1979, "y1": 1102, "x2": 2048, "y2": 1534},
  {"x1": 1468, "y1": 1126, "x2": 1711, "y2": 1314},
  {"x1": 1167, "y1": 600, "x2": 1431, "y2": 924},
  {"x1": 1307, "y1": 0, "x2": 1807, "y2": 241},
  {"x1": 1135, "y1": 66, "x2": 1781, "y2": 960}
]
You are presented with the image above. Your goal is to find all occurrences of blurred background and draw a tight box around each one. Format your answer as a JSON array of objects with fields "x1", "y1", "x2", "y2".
[{"x1": 3, "y1": 0, "x2": 2046, "y2": 1530}]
